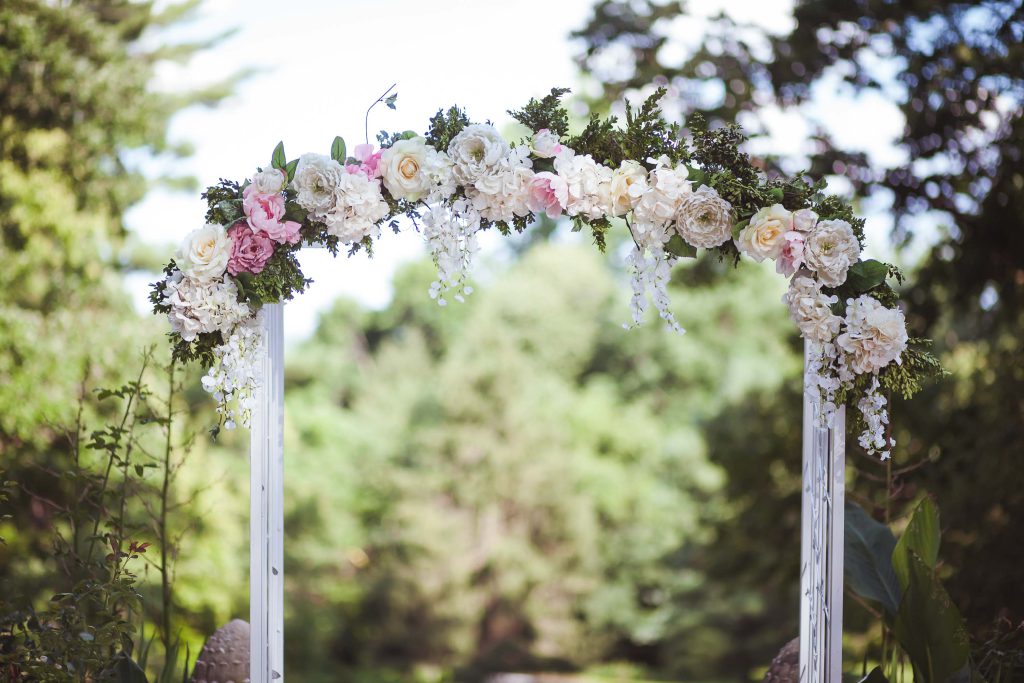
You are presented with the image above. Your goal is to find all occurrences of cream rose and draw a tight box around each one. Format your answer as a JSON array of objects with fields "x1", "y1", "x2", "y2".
[
  {"x1": 604, "y1": 160, "x2": 648, "y2": 217},
  {"x1": 177, "y1": 223, "x2": 231, "y2": 282},
  {"x1": 735, "y1": 204, "x2": 791, "y2": 262},
  {"x1": 674, "y1": 185, "x2": 734, "y2": 249},
  {"x1": 837, "y1": 296, "x2": 908, "y2": 374},
  {"x1": 530, "y1": 128, "x2": 563, "y2": 158},
  {"x1": 447, "y1": 124, "x2": 510, "y2": 186},
  {"x1": 804, "y1": 219, "x2": 861, "y2": 287},
  {"x1": 379, "y1": 137, "x2": 437, "y2": 201}
]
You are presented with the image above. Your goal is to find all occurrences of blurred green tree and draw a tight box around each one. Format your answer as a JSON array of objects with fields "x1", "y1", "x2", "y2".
[{"x1": 574, "y1": 0, "x2": 1024, "y2": 667}]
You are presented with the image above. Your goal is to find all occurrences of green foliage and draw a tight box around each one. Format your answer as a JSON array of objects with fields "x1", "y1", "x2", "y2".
[
  {"x1": 232, "y1": 246, "x2": 311, "y2": 307},
  {"x1": 424, "y1": 105, "x2": 470, "y2": 151},
  {"x1": 331, "y1": 136, "x2": 347, "y2": 164},
  {"x1": 892, "y1": 499, "x2": 941, "y2": 591},
  {"x1": 845, "y1": 501, "x2": 902, "y2": 615},
  {"x1": 508, "y1": 87, "x2": 571, "y2": 138}
]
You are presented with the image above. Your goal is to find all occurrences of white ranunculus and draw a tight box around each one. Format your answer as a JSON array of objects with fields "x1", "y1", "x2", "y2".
[
  {"x1": 783, "y1": 275, "x2": 842, "y2": 342},
  {"x1": 804, "y1": 218, "x2": 861, "y2": 287},
  {"x1": 448, "y1": 124, "x2": 510, "y2": 186},
  {"x1": 674, "y1": 185, "x2": 734, "y2": 249},
  {"x1": 735, "y1": 204, "x2": 791, "y2": 262},
  {"x1": 292, "y1": 153, "x2": 346, "y2": 218},
  {"x1": 379, "y1": 137, "x2": 438, "y2": 201},
  {"x1": 604, "y1": 160, "x2": 648, "y2": 217},
  {"x1": 530, "y1": 128, "x2": 563, "y2": 158},
  {"x1": 164, "y1": 270, "x2": 250, "y2": 342},
  {"x1": 250, "y1": 167, "x2": 286, "y2": 195},
  {"x1": 553, "y1": 149, "x2": 611, "y2": 220},
  {"x1": 177, "y1": 223, "x2": 231, "y2": 282},
  {"x1": 322, "y1": 173, "x2": 389, "y2": 245},
  {"x1": 837, "y1": 295, "x2": 908, "y2": 374}
]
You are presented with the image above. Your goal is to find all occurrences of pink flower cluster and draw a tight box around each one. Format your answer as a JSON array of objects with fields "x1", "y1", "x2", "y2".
[{"x1": 226, "y1": 169, "x2": 302, "y2": 276}]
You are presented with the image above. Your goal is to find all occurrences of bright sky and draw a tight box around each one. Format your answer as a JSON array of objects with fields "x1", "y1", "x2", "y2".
[{"x1": 127, "y1": 0, "x2": 909, "y2": 341}]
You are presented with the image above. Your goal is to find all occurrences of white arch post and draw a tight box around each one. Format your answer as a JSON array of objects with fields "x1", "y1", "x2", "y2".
[{"x1": 246, "y1": 313, "x2": 846, "y2": 683}]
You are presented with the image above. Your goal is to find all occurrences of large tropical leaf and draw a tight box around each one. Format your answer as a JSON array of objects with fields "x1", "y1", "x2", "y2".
[
  {"x1": 845, "y1": 501, "x2": 902, "y2": 615},
  {"x1": 893, "y1": 551, "x2": 970, "y2": 683},
  {"x1": 893, "y1": 497, "x2": 940, "y2": 591}
]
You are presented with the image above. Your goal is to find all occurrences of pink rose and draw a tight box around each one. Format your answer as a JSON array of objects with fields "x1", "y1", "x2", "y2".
[
  {"x1": 349, "y1": 143, "x2": 383, "y2": 178},
  {"x1": 526, "y1": 172, "x2": 568, "y2": 219},
  {"x1": 227, "y1": 223, "x2": 275, "y2": 276},
  {"x1": 776, "y1": 230, "x2": 806, "y2": 277},
  {"x1": 242, "y1": 184, "x2": 302, "y2": 244}
]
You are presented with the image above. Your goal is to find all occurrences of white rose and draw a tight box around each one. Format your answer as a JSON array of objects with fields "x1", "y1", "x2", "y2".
[
  {"x1": 604, "y1": 160, "x2": 648, "y2": 217},
  {"x1": 447, "y1": 124, "x2": 510, "y2": 186},
  {"x1": 804, "y1": 219, "x2": 861, "y2": 287},
  {"x1": 783, "y1": 275, "x2": 842, "y2": 343},
  {"x1": 674, "y1": 185, "x2": 734, "y2": 249},
  {"x1": 379, "y1": 137, "x2": 439, "y2": 201},
  {"x1": 292, "y1": 153, "x2": 346, "y2": 218},
  {"x1": 735, "y1": 204, "x2": 791, "y2": 262},
  {"x1": 530, "y1": 128, "x2": 563, "y2": 158},
  {"x1": 792, "y1": 208, "x2": 818, "y2": 232},
  {"x1": 250, "y1": 167, "x2": 286, "y2": 195},
  {"x1": 837, "y1": 295, "x2": 908, "y2": 374},
  {"x1": 177, "y1": 223, "x2": 231, "y2": 282}
]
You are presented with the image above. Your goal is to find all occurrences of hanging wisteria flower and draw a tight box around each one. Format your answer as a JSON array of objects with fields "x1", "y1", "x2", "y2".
[
  {"x1": 448, "y1": 123, "x2": 510, "y2": 186},
  {"x1": 163, "y1": 271, "x2": 251, "y2": 342},
  {"x1": 803, "y1": 218, "x2": 861, "y2": 287},
  {"x1": 857, "y1": 376, "x2": 893, "y2": 460},
  {"x1": 626, "y1": 219, "x2": 682, "y2": 333},
  {"x1": 776, "y1": 231, "x2": 806, "y2": 277},
  {"x1": 736, "y1": 204, "x2": 791, "y2": 262},
  {"x1": 379, "y1": 136, "x2": 445, "y2": 201},
  {"x1": 250, "y1": 167, "x2": 287, "y2": 195},
  {"x1": 783, "y1": 275, "x2": 842, "y2": 343},
  {"x1": 526, "y1": 171, "x2": 569, "y2": 218},
  {"x1": 467, "y1": 146, "x2": 534, "y2": 222},
  {"x1": 604, "y1": 160, "x2": 648, "y2": 217},
  {"x1": 423, "y1": 197, "x2": 480, "y2": 305},
  {"x1": 242, "y1": 184, "x2": 301, "y2": 244},
  {"x1": 674, "y1": 184, "x2": 734, "y2": 249},
  {"x1": 530, "y1": 128, "x2": 563, "y2": 158},
  {"x1": 323, "y1": 172, "x2": 390, "y2": 244},
  {"x1": 177, "y1": 223, "x2": 232, "y2": 282},
  {"x1": 836, "y1": 295, "x2": 908, "y2": 374},
  {"x1": 227, "y1": 224, "x2": 275, "y2": 276},
  {"x1": 292, "y1": 153, "x2": 347, "y2": 218},
  {"x1": 201, "y1": 315, "x2": 265, "y2": 430},
  {"x1": 633, "y1": 156, "x2": 692, "y2": 227}
]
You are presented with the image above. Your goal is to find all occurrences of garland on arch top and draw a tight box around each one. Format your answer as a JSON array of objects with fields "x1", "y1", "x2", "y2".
[{"x1": 149, "y1": 87, "x2": 942, "y2": 453}]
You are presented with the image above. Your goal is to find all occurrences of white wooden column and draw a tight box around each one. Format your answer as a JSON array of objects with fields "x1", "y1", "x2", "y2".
[
  {"x1": 250, "y1": 303, "x2": 285, "y2": 682},
  {"x1": 799, "y1": 341, "x2": 845, "y2": 683}
]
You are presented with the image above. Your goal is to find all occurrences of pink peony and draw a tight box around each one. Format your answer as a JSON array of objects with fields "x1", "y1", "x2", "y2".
[
  {"x1": 526, "y1": 172, "x2": 568, "y2": 219},
  {"x1": 348, "y1": 143, "x2": 383, "y2": 178},
  {"x1": 776, "y1": 230, "x2": 806, "y2": 277},
  {"x1": 242, "y1": 184, "x2": 302, "y2": 244},
  {"x1": 227, "y1": 223, "x2": 275, "y2": 276}
]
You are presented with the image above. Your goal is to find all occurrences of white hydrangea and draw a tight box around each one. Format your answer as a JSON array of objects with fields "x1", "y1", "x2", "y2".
[
  {"x1": 674, "y1": 185, "x2": 734, "y2": 249},
  {"x1": 322, "y1": 172, "x2": 390, "y2": 244},
  {"x1": 804, "y1": 218, "x2": 861, "y2": 287},
  {"x1": 163, "y1": 271, "x2": 251, "y2": 342},
  {"x1": 292, "y1": 153, "x2": 347, "y2": 218},
  {"x1": 857, "y1": 376, "x2": 893, "y2": 460},
  {"x1": 783, "y1": 275, "x2": 843, "y2": 343},
  {"x1": 836, "y1": 295, "x2": 909, "y2": 374},
  {"x1": 466, "y1": 146, "x2": 534, "y2": 223},
  {"x1": 201, "y1": 315, "x2": 265, "y2": 430},
  {"x1": 604, "y1": 160, "x2": 648, "y2": 217},
  {"x1": 633, "y1": 156, "x2": 692, "y2": 227},
  {"x1": 553, "y1": 148, "x2": 612, "y2": 221},
  {"x1": 448, "y1": 124, "x2": 510, "y2": 186},
  {"x1": 423, "y1": 197, "x2": 481, "y2": 306}
]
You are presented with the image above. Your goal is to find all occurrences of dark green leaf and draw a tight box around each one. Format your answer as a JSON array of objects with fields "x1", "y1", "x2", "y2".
[
  {"x1": 271, "y1": 141, "x2": 286, "y2": 170},
  {"x1": 331, "y1": 136, "x2": 346, "y2": 163},
  {"x1": 894, "y1": 551, "x2": 970, "y2": 683},
  {"x1": 665, "y1": 234, "x2": 698, "y2": 259},
  {"x1": 285, "y1": 159, "x2": 299, "y2": 183},
  {"x1": 893, "y1": 498, "x2": 941, "y2": 591},
  {"x1": 858, "y1": 666, "x2": 889, "y2": 683},
  {"x1": 844, "y1": 259, "x2": 890, "y2": 293},
  {"x1": 769, "y1": 187, "x2": 785, "y2": 202},
  {"x1": 731, "y1": 219, "x2": 749, "y2": 240},
  {"x1": 108, "y1": 653, "x2": 150, "y2": 683},
  {"x1": 844, "y1": 501, "x2": 902, "y2": 615}
]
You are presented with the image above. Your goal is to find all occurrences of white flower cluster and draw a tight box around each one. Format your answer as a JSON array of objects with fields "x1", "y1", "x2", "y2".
[
  {"x1": 293, "y1": 154, "x2": 389, "y2": 244},
  {"x1": 553, "y1": 149, "x2": 612, "y2": 220},
  {"x1": 466, "y1": 145, "x2": 534, "y2": 223},
  {"x1": 423, "y1": 197, "x2": 480, "y2": 306},
  {"x1": 857, "y1": 376, "x2": 893, "y2": 460},
  {"x1": 783, "y1": 276, "x2": 842, "y2": 343},
  {"x1": 163, "y1": 270, "x2": 250, "y2": 342},
  {"x1": 200, "y1": 316, "x2": 266, "y2": 429}
]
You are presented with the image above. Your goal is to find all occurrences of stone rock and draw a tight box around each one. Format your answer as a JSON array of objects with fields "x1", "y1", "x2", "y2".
[
  {"x1": 191, "y1": 619, "x2": 250, "y2": 683},
  {"x1": 763, "y1": 636, "x2": 799, "y2": 683}
]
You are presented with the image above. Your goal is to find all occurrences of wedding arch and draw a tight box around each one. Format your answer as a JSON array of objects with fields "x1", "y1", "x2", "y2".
[{"x1": 150, "y1": 88, "x2": 937, "y2": 683}]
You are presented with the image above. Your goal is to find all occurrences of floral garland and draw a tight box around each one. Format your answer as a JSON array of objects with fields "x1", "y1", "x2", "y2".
[{"x1": 150, "y1": 88, "x2": 941, "y2": 452}]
